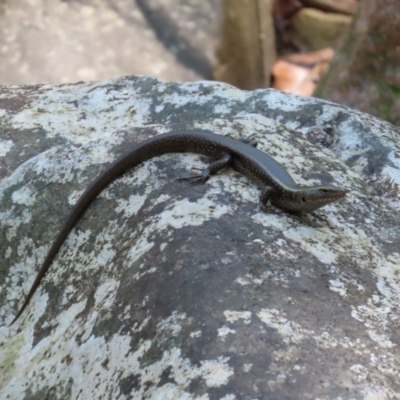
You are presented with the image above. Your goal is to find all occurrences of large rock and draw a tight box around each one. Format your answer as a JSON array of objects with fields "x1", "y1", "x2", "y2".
[{"x1": 1, "y1": 76, "x2": 400, "y2": 398}]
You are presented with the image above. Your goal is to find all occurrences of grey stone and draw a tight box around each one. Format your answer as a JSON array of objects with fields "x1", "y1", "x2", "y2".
[{"x1": 1, "y1": 76, "x2": 400, "y2": 398}]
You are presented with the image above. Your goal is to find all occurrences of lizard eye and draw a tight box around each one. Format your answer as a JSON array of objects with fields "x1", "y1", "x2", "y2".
[
  {"x1": 320, "y1": 188, "x2": 329, "y2": 193},
  {"x1": 302, "y1": 196, "x2": 307, "y2": 202}
]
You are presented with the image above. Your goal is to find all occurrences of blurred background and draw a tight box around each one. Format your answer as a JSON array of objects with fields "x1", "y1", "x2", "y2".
[{"x1": 0, "y1": 0, "x2": 399, "y2": 124}]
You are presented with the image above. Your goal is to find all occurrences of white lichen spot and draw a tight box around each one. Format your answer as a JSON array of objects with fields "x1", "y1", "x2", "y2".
[
  {"x1": 126, "y1": 315, "x2": 152, "y2": 334},
  {"x1": 127, "y1": 235, "x2": 155, "y2": 265},
  {"x1": 213, "y1": 103, "x2": 231, "y2": 115},
  {"x1": 17, "y1": 237, "x2": 37, "y2": 260},
  {"x1": 11, "y1": 186, "x2": 35, "y2": 206},
  {"x1": 224, "y1": 310, "x2": 252, "y2": 324},
  {"x1": 369, "y1": 352, "x2": 400, "y2": 380},
  {"x1": 313, "y1": 331, "x2": 338, "y2": 349},
  {"x1": 252, "y1": 277, "x2": 263, "y2": 285},
  {"x1": 190, "y1": 330, "x2": 202, "y2": 338},
  {"x1": 132, "y1": 266, "x2": 157, "y2": 282},
  {"x1": 218, "y1": 326, "x2": 236, "y2": 338},
  {"x1": 2, "y1": 208, "x2": 32, "y2": 240},
  {"x1": 381, "y1": 151, "x2": 400, "y2": 210},
  {"x1": 9, "y1": 238, "x2": 45, "y2": 280},
  {"x1": 68, "y1": 189, "x2": 85, "y2": 205},
  {"x1": 220, "y1": 395, "x2": 236, "y2": 400},
  {"x1": 148, "y1": 383, "x2": 204, "y2": 400},
  {"x1": 114, "y1": 193, "x2": 147, "y2": 218},
  {"x1": 243, "y1": 363, "x2": 252, "y2": 372},
  {"x1": 199, "y1": 357, "x2": 234, "y2": 387},
  {"x1": 157, "y1": 198, "x2": 231, "y2": 230},
  {"x1": 5, "y1": 247, "x2": 12, "y2": 258},
  {"x1": 262, "y1": 90, "x2": 309, "y2": 112},
  {"x1": 329, "y1": 279, "x2": 347, "y2": 297},
  {"x1": 152, "y1": 193, "x2": 171, "y2": 207},
  {"x1": 0, "y1": 139, "x2": 13, "y2": 156},
  {"x1": 284, "y1": 225, "x2": 339, "y2": 264},
  {"x1": 367, "y1": 330, "x2": 395, "y2": 348},
  {"x1": 351, "y1": 309, "x2": 364, "y2": 323},
  {"x1": 349, "y1": 364, "x2": 369, "y2": 381},
  {"x1": 94, "y1": 279, "x2": 119, "y2": 309},
  {"x1": 138, "y1": 346, "x2": 232, "y2": 396},
  {"x1": 276, "y1": 372, "x2": 287, "y2": 383},
  {"x1": 59, "y1": 228, "x2": 92, "y2": 266},
  {"x1": 251, "y1": 212, "x2": 288, "y2": 231},
  {"x1": 236, "y1": 276, "x2": 251, "y2": 285},
  {"x1": 95, "y1": 244, "x2": 116, "y2": 267},
  {"x1": 257, "y1": 309, "x2": 307, "y2": 344},
  {"x1": 351, "y1": 291, "x2": 398, "y2": 351},
  {"x1": 157, "y1": 311, "x2": 187, "y2": 336}
]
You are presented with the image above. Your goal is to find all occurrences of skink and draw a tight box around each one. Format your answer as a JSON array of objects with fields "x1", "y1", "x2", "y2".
[{"x1": 10, "y1": 129, "x2": 346, "y2": 325}]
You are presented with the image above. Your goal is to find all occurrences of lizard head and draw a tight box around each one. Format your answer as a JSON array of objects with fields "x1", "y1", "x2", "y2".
[
  {"x1": 295, "y1": 185, "x2": 347, "y2": 213},
  {"x1": 269, "y1": 185, "x2": 347, "y2": 213}
]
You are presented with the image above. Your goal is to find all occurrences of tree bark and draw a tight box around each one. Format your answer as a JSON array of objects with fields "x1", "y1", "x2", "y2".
[{"x1": 214, "y1": 0, "x2": 276, "y2": 89}]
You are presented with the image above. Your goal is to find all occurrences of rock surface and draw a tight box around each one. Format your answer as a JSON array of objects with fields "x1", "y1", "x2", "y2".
[{"x1": 1, "y1": 76, "x2": 400, "y2": 398}]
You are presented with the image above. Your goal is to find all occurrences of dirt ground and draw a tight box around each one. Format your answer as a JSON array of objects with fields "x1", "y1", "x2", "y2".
[{"x1": 0, "y1": 0, "x2": 220, "y2": 85}]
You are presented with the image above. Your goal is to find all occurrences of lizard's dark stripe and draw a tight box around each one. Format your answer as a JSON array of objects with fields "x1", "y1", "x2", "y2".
[{"x1": 9, "y1": 129, "x2": 346, "y2": 325}]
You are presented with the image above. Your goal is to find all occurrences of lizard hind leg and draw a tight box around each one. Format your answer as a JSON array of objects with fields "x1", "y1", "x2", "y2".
[
  {"x1": 176, "y1": 167, "x2": 210, "y2": 185},
  {"x1": 176, "y1": 153, "x2": 232, "y2": 185}
]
